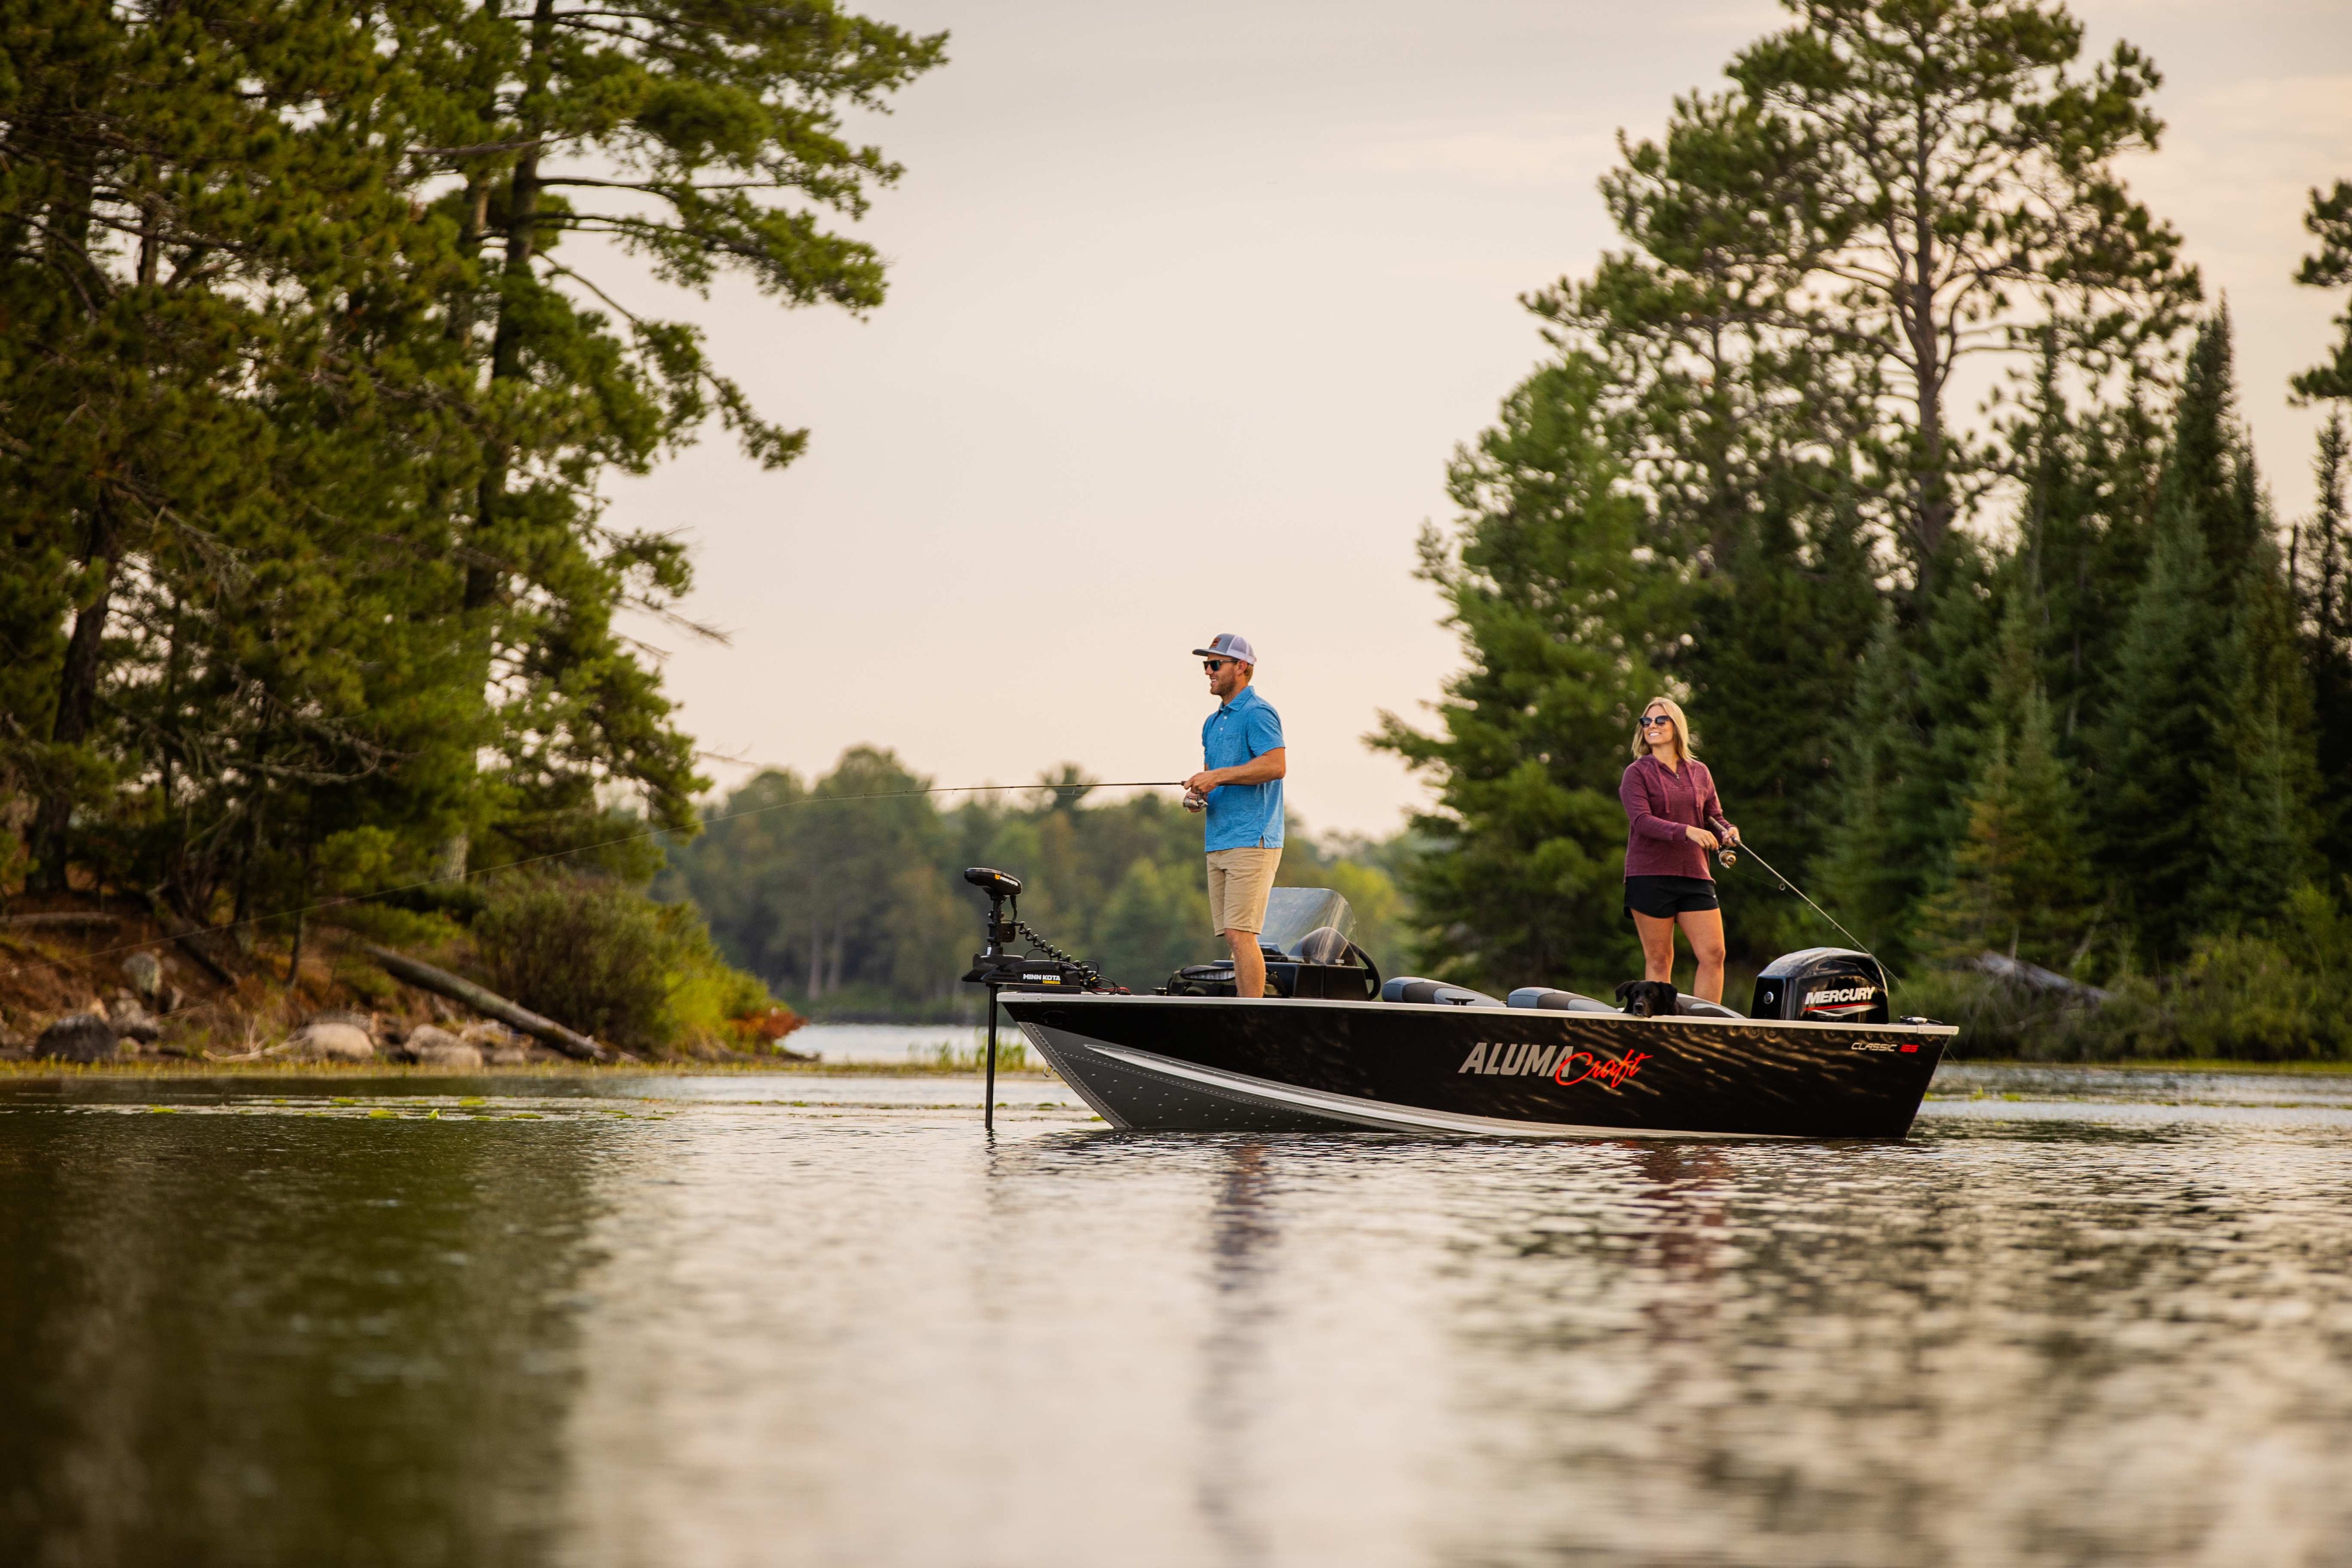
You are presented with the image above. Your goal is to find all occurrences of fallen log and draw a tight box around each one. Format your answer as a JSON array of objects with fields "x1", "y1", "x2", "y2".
[
  {"x1": 1973, "y1": 951, "x2": 2111, "y2": 1004},
  {"x1": 361, "y1": 945, "x2": 615, "y2": 1062},
  {"x1": 0, "y1": 912, "x2": 121, "y2": 932}
]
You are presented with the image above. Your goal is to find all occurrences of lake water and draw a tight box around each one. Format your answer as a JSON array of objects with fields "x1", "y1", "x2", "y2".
[
  {"x1": 787, "y1": 1021, "x2": 992, "y2": 1064},
  {"x1": 6, "y1": 1063, "x2": 2352, "y2": 1566}
]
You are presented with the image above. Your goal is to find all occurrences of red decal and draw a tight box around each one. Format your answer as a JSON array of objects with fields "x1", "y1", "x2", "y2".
[
  {"x1": 1553, "y1": 1049, "x2": 1651, "y2": 1090},
  {"x1": 1899, "y1": 1042, "x2": 1919, "y2": 1053}
]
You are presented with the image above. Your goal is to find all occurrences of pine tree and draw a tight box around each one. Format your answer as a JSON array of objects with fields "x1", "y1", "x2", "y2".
[
  {"x1": 1818, "y1": 610, "x2": 1930, "y2": 956},
  {"x1": 2290, "y1": 180, "x2": 2352, "y2": 405},
  {"x1": 2290, "y1": 182, "x2": 2352, "y2": 879},
  {"x1": 2099, "y1": 488, "x2": 2216, "y2": 962},
  {"x1": 2199, "y1": 525, "x2": 2319, "y2": 931},
  {"x1": 2303, "y1": 416, "x2": 2352, "y2": 871},
  {"x1": 1372, "y1": 353, "x2": 1685, "y2": 991},
  {"x1": 1727, "y1": 0, "x2": 2198, "y2": 576},
  {"x1": 1812, "y1": 541, "x2": 2001, "y2": 965},
  {"x1": 1921, "y1": 600, "x2": 2095, "y2": 968}
]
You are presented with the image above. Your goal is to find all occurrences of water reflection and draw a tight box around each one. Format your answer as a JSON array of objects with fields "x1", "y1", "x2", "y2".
[
  {"x1": 0, "y1": 1107, "x2": 604, "y2": 1567},
  {"x1": 1198, "y1": 1142, "x2": 1278, "y2": 1568},
  {"x1": 2, "y1": 1074, "x2": 2351, "y2": 1566}
]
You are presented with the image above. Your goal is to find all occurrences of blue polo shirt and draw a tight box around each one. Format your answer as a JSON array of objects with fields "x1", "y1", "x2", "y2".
[{"x1": 1201, "y1": 685, "x2": 1285, "y2": 851}]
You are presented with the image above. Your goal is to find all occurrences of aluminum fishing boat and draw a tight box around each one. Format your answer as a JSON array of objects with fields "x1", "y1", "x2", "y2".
[{"x1": 962, "y1": 872, "x2": 1952, "y2": 1140}]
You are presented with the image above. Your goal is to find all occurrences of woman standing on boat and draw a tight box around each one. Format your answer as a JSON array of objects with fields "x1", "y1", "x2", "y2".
[{"x1": 1620, "y1": 697, "x2": 1740, "y2": 1003}]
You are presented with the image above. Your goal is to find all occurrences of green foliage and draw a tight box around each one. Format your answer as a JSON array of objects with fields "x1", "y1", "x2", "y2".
[
  {"x1": 2291, "y1": 180, "x2": 2352, "y2": 405},
  {"x1": 1371, "y1": 353, "x2": 1680, "y2": 993},
  {"x1": 2303, "y1": 416, "x2": 2352, "y2": 873},
  {"x1": 1400, "y1": 1, "x2": 2344, "y2": 1041},
  {"x1": 0, "y1": 0, "x2": 942, "y2": 939},
  {"x1": 1724, "y1": 0, "x2": 2197, "y2": 569},
  {"x1": 661, "y1": 751, "x2": 1409, "y2": 1016},
  {"x1": 1920, "y1": 613, "x2": 2096, "y2": 971},
  {"x1": 472, "y1": 873, "x2": 765, "y2": 1054}
]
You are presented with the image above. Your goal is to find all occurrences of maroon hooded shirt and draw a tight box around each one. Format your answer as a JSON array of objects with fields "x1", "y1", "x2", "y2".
[{"x1": 1620, "y1": 753, "x2": 1731, "y2": 881}]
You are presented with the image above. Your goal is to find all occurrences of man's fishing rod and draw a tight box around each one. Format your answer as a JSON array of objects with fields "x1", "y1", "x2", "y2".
[
  {"x1": 24, "y1": 778, "x2": 1192, "y2": 978},
  {"x1": 1713, "y1": 836, "x2": 1897, "y2": 987}
]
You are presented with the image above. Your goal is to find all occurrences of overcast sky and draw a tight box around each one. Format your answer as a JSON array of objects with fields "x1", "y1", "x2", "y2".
[{"x1": 598, "y1": 0, "x2": 2352, "y2": 838}]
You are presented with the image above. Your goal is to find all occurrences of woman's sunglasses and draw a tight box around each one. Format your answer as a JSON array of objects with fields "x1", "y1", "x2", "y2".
[{"x1": 1638, "y1": 715, "x2": 1673, "y2": 729}]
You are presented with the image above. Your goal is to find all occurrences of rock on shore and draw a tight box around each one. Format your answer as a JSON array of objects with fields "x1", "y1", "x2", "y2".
[
  {"x1": 37, "y1": 1013, "x2": 128, "y2": 1063},
  {"x1": 400, "y1": 1025, "x2": 484, "y2": 1069},
  {"x1": 276, "y1": 1022, "x2": 377, "y2": 1063}
]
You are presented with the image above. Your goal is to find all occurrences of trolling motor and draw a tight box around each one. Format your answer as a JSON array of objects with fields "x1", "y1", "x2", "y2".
[{"x1": 959, "y1": 867, "x2": 1112, "y2": 1131}]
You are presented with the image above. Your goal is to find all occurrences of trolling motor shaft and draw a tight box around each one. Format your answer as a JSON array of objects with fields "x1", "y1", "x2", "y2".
[{"x1": 960, "y1": 867, "x2": 1112, "y2": 1133}]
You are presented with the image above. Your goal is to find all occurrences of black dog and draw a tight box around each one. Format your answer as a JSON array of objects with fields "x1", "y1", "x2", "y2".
[{"x1": 1613, "y1": 979, "x2": 1681, "y2": 1018}]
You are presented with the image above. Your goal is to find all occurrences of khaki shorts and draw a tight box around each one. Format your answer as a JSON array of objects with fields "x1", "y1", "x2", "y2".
[{"x1": 1206, "y1": 846, "x2": 1283, "y2": 934}]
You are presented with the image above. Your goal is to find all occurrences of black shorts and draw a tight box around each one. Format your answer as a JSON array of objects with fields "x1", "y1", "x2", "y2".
[{"x1": 1623, "y1": 876, "x2": 1719, "y2": 919}]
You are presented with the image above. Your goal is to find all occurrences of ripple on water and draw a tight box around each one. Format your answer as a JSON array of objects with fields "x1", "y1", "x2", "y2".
[{"x1": 1, "y1": 1066, "x2": 2349, "y2": 1566}]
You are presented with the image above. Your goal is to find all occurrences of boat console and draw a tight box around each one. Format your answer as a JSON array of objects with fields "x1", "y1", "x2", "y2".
[{"x1": 1160, "y1": 886, "x2": 1383, "y2": 1000}]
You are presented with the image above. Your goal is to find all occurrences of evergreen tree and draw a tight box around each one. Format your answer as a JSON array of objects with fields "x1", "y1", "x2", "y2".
[
  {"x1": 0, "y1": 0, "x2": 945, "y2": 924},
  {"x1": 2290, "y1": 183, "x2": 2352, "y2": 878},
  {"x1": 1727, "y1": 0, "x2": 2199, "y2": 576},
  {"x1": 2098, "y1": 487, "x2": 2216, "y2": 962},
  {"x1": 1921, "y1": 600, "x2": 2095, "y2": 968},
  {"x1": 1817, "y1": 610, "x2": 1924, "y2": 955},
  {"x1": 2301, "y1": 417, "x2": 2352, "y2": 871},
  {"x1": 1372, "y1": 353, "x2": 1684, "y2": 992},
  {"x1": 1528, "y1": 82, "x2": 1884, "y2": 962},
  {"x1": 2199, "y1": 524, "x2": 2319, "y2": 931},
  {"x1": 2290, "y1": 180, "x2": 2352, "y2": 405},
  {"x1": 1813, "y1": 540, "x2": 2001, "y2": 964},
  {"x1": 2092, "y1": 311, "x2": 2309, "y2": 958}
]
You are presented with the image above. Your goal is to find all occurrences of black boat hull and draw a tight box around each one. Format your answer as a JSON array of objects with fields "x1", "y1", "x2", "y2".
[{"x1": 1006, "y1": 994, "x2": 1953, "y2": 1139}]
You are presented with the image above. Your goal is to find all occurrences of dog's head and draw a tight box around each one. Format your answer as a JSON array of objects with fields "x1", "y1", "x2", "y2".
[{"x1": 1613, "y1": 979, "x2": 1680, "y2": 1018}]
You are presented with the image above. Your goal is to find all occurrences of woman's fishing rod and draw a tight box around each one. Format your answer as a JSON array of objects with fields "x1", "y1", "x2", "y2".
[{"x1": 1714, "y1": 837, "x2": 1897, "y2": 986}]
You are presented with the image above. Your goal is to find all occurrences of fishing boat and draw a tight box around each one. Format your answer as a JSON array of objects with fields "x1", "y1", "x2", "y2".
[{"x1": 962, "y1": 871, "x2": 1953, "y2": 1140}]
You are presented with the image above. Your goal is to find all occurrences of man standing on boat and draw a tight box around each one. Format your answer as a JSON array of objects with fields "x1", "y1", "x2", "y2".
[{"x1": 1184, "y1": 634, "x2": 1287, "y2": 998}]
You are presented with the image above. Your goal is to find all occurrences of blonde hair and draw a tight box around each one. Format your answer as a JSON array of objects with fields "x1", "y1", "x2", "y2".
[{"x1": 1631, "y1": 696, "x2": 1696, "y2": 761}]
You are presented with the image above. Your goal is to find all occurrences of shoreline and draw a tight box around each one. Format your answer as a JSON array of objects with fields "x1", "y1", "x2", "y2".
[
  {"x1": 0, "y1": 1058, "x2": 1058, "y2": 1081},
  {"x1": 2, "y1": 1056, "x2": 2347, "y2": 1082}
]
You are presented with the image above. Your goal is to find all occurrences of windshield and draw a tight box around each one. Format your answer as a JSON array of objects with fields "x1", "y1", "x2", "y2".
[{"x1": 1259, "y1": 887, "x2": 1356, "y2": 955}]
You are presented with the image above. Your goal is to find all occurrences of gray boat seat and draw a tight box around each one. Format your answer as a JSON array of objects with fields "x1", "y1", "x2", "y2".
[
  {"x1": 1380, "y1": 976, "x2": 1503, "y2": 1008},
  {"x1": 1677, "y1": 995, "x2": 1743, "y2": 1019},
  {"x1": 1506, "y1": 987, "x2": 1619, "y2": 1014}
]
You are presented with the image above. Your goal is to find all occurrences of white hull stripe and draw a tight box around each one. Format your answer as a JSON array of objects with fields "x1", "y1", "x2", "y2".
[{"x1": 1053, "y1": 1035, "x2": 1786, "y2": 1141}]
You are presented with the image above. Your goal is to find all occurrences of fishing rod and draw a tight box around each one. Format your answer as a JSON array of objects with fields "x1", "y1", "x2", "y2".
[
  {"x1": 5, "y1": 778, "x2": 1190, "y2": 978},
  {"x1": 1712, "y1": 835, "x2": 1897, "y2": 987}
]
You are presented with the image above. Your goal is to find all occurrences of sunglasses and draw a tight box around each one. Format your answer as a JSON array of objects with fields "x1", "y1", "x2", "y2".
[
  {"x1": 1203, "y1": 659, "x2": 1229, "y2": 671},
  {"x1": 1638, "y1": 715, "x2": 1674, "y2": 729}
]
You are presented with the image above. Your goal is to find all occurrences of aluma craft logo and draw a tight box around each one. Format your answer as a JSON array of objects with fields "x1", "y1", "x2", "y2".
[{"x1": 1459, "y1": 1041, "x2": 1652, "y2": 1090}]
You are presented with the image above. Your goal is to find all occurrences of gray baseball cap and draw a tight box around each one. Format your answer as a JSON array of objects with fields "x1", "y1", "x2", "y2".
[{"x1": 1191, "y1": 632, "x2": 1257, "y2": 665}]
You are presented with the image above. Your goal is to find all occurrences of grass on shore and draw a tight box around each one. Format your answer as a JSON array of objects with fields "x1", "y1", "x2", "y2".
[
  {"x1": 1947, "y1": 1056, "x2": 2352, "y2": 1075},
  {"x1": 0, "y1": 1057, "x2": 1057, "y2": 1080}
]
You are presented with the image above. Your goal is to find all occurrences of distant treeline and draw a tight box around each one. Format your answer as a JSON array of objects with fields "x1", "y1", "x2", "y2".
[
  {"x1": 659, "y1": 749, "x2": 1409, "y2": 1018},
  {"x1": 1382, "y1": 1, "x2": 2352, "y2": 1056}
]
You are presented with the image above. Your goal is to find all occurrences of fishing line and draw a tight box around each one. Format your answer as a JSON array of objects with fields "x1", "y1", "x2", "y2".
[
  {"x1": 1719, "y1": 839, "x2": 1898, "y2": 987},
  {"x1": 6, "y1": 779, "x2": 1190, "y2": 978}
]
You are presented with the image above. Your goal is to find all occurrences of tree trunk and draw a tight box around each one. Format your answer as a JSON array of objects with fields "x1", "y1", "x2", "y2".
[
  {"x1": 468, "y1": 0, "x2": 560, "y2": 615},
  {"x1": 32, "y1": 493, "x2": 122, "y2": 891}
]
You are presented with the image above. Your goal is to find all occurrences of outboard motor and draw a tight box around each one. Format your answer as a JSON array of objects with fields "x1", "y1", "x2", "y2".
[{"x1": 1752, "y1": 947, "x2": 1890, "y2": 1024}]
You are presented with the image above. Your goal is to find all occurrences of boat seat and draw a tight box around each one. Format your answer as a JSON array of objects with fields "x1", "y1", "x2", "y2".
[
  {"x1": 1380, "y1": 976, "x2": 1503, "y2": 1008},
  {"x1": 1505, "y1": 987, "x2": 1619, "y2": 1014},
  {"x1": 1677, "y1": 996, "x2": 1743, "y2": 1019}
]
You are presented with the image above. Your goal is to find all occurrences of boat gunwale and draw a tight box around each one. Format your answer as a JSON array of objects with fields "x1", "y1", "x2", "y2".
[{"x1": 1000, "y1": 990, "x2": 1959, "y2": 1037}]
